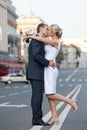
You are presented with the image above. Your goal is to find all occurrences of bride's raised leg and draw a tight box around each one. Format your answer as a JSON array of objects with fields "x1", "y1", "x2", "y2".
[{"x1": 47, "y1": 93, "x2": 78, "y2": 113}]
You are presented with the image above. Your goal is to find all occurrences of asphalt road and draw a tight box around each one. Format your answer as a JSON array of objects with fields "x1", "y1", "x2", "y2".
[{"x1": 0, "y1": 68, "x2": 87, "y2": 130}]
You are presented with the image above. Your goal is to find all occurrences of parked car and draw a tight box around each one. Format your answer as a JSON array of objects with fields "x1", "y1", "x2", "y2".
[{"x1": 0, "y1": 73, "x2": 29, "y2": 84}]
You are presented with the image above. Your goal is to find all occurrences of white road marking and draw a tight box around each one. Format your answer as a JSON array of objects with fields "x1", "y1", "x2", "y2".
[
  {"x1": 0, "y1": 102, "x2": 29, "y2": 108},
  {"x1": 21, "y1": 90, "x2": 31, "y2": 93},
  {"x1": 5, "y1": 87, "x2": 10, "y2": 89},
  {"x1": 58, "y1": 79, "x2": 63, "y2": 82},
  {"x1": 84, "y1": 79, "x2": 87, "y2": 82},
  {"x1": 29, "y1": 84, "x2": 81, "y2": 130},
  {"x1": 9, "y1": 92, "x2": 19, "y2": 96},
  {"x1": 0, "y1": 102, "x2": 10, "y2": 105},
  {"x1": 58, "y1": 78, "x2": 87, "y2": 82},
  {"x1": 59, "y1": 84, "x2": 64, "y2": 87},
  {"x1": 68, "y1": 84, "x2": 72, "y2": 87},
  {"x1": 65, "y1": 69, "x2": 78, "y2": 81},
  {"x1": 0, "y1": 95, "x2": 6, "y2": 98},
  {"x1": 14, "y1": 86, "x2": 19, "y2": 89},
  {"x1": 24, "y1": 85, "x2": 28, "y2": 88},
  {"x1": 72, "y1": 79, "x2": 76, "y2": 82},
  {"x1": 78, "y1": 79, "x2": 82, "y2": 82},
  {"x1": 0, "y1": 89, "x2": 31, "y2": 99}
]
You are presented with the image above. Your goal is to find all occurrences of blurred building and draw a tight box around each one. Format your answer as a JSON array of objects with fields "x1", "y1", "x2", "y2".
[
  {"x1": 16, "y1": 10, "x2": 45, "y2": 34},
  {"x1": 62, "y1": 38, "x2": 87, "y2": 68},
  {"x1": 66, "y1": 45, "x2": 76, "y2": 68},
  {"x1": 60, "y1": 44, "x2": 76, "y2": 68},
  {"x1": 0, "y1": 0, "x2": 8, "y2": 52},
  {"x1": 0, "y1": 0, "x2": 24, "y2": 76},
  {"x1": 0, "y1": 0, "x2": 19, "y2": 55},
  {"x1": 7, "y1": 0, "x2": 19, "y2": 57},
  {"x1": 16, "y1": 10, "x2": 45, "y2": 62}
]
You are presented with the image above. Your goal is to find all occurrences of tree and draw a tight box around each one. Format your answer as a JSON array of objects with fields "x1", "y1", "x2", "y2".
[
  {"x1": 71, "y1": 44, "x2": 81, "y2": 59},
  {"x1": 56, "y1": 46, "x2": 64, "y2": 68}
]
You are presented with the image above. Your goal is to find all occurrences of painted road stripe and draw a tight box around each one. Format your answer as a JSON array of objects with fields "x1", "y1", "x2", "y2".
[
  {"x1": 9, "y1": 92, "x2": 19, "y2": 96},
  {"x1": 65, "y1": 69, "x2": 78, "y2": 81},
  {"x1": 0, "y1": 102, "x2": 29, "y2": 108},
  {"x1": 0, "y1": 95, "x2": 6, "y2": 98}
]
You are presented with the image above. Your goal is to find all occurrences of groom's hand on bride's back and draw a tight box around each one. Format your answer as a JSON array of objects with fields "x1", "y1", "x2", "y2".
[{"x1": 49, "y1": 60, "x2": 55, "y2": 68}]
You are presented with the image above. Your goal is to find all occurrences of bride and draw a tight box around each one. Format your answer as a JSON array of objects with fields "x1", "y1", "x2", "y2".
[{"x1": 26, "y1": 24, "x2": 78, "y2": 125}]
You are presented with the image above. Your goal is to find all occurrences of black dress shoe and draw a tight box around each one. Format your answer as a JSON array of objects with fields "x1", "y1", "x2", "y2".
[{"x1": 32, "y1": 120, "x2": 50, "y2": 126}]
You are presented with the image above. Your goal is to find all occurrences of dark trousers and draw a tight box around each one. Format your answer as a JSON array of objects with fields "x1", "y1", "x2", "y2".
[{"x1": 30, "y1": 79, "x2": 44, "y2": 123}]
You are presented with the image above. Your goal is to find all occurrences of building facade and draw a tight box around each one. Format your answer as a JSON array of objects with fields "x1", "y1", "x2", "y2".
[
  {"x1": 0, "y1": 0, "x2": 8, "y2": 52},
  {"x1": 63, "y1": 38, "x2": 87, "y2": 68},
  {"x1": 7, "y1": 0, "x2": 19, "y2": 57},
  {"x1": 60, "y1": 44, "x2": 76, "y2": 68},
  {"x1": 16, "y1": 10, "x2": 45, "y2": 62},
  {"x1": 16, "y1": 10, "x2": 45, "y2": 35},
  {"x1": 0, "y1": 0, "x2": 24, "y2": 76},
  {"x1": 0, "y1": 0, "x2": 19, "y2": 55}
]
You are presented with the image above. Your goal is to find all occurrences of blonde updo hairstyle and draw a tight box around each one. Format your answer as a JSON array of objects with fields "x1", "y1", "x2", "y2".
[{"x1": 50, "y1": 24, "x2": 62, "y2": 39}]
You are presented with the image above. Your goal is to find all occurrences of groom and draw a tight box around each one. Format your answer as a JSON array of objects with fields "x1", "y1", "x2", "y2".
[{"x1": 26, "y1": 23, "x2": 55, "y2": 125}]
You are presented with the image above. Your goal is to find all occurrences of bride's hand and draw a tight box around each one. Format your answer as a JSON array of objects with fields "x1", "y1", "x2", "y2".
[{"x1": 49, "y1": 60, "x2": 55, "y2": 68}]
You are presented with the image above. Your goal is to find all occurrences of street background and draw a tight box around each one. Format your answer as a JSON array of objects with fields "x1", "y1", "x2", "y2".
[{"x1": 0, "y1": 68, "x2": 87, "y2": 130}]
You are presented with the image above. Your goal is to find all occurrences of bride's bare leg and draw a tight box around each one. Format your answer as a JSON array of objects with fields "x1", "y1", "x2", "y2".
[
  {"x1": 47, "y1": 93, "x2": 78, "y2": 113},
  {"x1": 47, "y1": 98, "x2": 58, "y2": 124}
]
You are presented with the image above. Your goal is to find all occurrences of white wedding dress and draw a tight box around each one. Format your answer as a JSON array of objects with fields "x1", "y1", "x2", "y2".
[{"x1": 44, "y1": 41, "x2": 60, "y2": 94}]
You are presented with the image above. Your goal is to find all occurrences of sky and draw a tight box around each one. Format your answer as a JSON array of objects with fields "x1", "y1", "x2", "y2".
[{"x1": 12, "y1": 0, "x2": 87, "y2": 39}]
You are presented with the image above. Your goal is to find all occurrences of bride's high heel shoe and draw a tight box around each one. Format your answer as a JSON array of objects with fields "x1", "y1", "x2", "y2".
[
  {"x1": 49, "y1": 119, "x2": 59, "y2": 125},
  {"x1": 54, "y1": 120, "x2": 59, "y2": 125}
]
